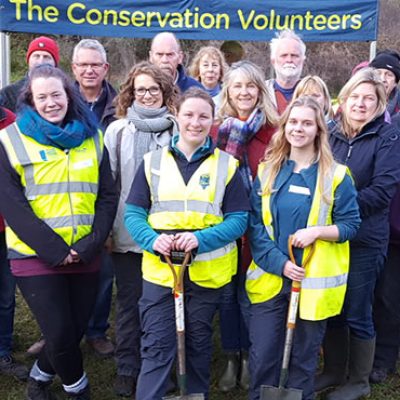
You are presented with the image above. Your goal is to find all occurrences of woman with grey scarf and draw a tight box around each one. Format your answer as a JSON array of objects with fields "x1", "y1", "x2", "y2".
[{"x1": 104, "y1": 61, "x2": 179, "y2": 397}]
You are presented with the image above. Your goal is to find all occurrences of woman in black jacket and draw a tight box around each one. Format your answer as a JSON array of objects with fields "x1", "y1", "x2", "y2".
[
  {"x1": 316, "y1": 68, "x2": 400, "y2": 400},
  {"x1": 0, "y1": 65, "x2": 117, "y2": 400}
]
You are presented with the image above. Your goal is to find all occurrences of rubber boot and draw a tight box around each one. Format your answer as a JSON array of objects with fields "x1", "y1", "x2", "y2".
[
  {"x1": 239, "y1": 351, "x2": 250, "y2": 391},
  {"x1": 326, "y1": 336, "x2": 375, "y2": 400},
  {"x1": 314, "y1": 327, "x2": 349, "y2": 392},
  {"x1": 218, "y1": 351, "x2": 240, "y2": 392}
]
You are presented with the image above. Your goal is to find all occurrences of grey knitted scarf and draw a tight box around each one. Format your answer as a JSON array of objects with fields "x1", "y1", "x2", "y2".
[{"x1": 127, "y1": 101, "x2": 176, "y2": 169}]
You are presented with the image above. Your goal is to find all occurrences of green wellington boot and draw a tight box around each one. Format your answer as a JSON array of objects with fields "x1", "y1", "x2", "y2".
[
  {"x1": 314, "y1": 327, "x2": 349, "y2": 392},
  {"x1": 218, "y1": 351, "x2": 240, "y2": 392},
  {"x1": 239, "y1": 351, "x2": 250, "y2": 391},
  {"x1": 326, "y1": 336, "x2": 375, "y2": 400}
]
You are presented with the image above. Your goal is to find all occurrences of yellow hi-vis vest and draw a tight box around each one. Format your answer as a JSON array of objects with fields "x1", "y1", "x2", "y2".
[
  {"x1": 0, "y1": 123, "x2": 103, "y2": 256},
  {"x1": 142, "y1": 146, "x2": 238, "y2": 289},
  {"x1": 246, "y1": 162, "x2": 350, "y2": 321}
]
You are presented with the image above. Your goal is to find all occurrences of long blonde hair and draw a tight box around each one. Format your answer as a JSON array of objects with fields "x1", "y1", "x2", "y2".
[
  {"x1": 217, "y1": 60, "x2": 278, "y2": 126},
  {"x1": 338, "y1": 68, "x2": 386, "y2": 136},
  {"x1": 292, "y1": 75, "x2": 334, "y2": 119},
  {"x1": 261, "y1": 96, "x2": 334, "y2": 203}
]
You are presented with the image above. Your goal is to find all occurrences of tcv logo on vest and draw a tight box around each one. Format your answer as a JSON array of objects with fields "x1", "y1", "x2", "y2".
[
  {"x1": 39, "y1": 148, "x2": 58, "y2": 161},
  {"x1": 199, "y1": 174, "x2": 210, "y2": 189}
]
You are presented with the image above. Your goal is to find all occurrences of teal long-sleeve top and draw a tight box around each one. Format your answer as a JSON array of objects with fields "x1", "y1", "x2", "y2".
[
  {"x1": 249, "y1": 160, "x2": 361, "y2": 276},
  {"x1": 124, "y1": 135, "x2": 250, "y2": 255}
]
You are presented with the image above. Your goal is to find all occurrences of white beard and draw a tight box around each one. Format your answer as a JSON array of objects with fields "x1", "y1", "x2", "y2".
[{"x1": 276, "y1": 63, "x2": 302, "y2": 82}]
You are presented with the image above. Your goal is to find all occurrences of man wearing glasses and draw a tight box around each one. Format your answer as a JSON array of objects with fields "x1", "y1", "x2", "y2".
[
  {"x1": 71, "y1": 39, "x2": 117, "y2": 358},
  {"x1": 72, "y1": 39, "x2": 117, "y2": 129},
  {"x1": 149, "y1": 32, "x2": 204, "y2": 93}
]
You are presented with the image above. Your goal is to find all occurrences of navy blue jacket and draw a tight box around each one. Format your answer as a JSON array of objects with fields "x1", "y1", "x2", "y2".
[
  {"x1": 329, "y1": 114, "x2": 400, "y2": 253},
  {"x1": 75, "y1": 80, "x2": 117, "y2": 130},
  {"x1": 0, "y1": 76, "x2": 27, "y2": 113},
  {"x1": 176, "y1": 64, "x2": 204, "y2": 93}
]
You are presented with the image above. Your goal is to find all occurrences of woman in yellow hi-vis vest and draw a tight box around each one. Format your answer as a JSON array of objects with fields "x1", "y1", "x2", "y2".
[
  {"x1": 246, "y1": 96, "x2": 360, "y2": 400},
  {"x1": 124, "y1": 88, "x2": 250, "y2": 399},
  {"x1": 0, "y1": 65, "x2": 117, "y2": 400}
]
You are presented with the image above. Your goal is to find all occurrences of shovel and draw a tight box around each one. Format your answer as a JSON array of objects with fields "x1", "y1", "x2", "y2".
[
  {"x1": 162, "y1": 251, "x2": 205, "y2": 400},
  {"x1": 260, "y1": 236, "x2": 314, "y2": 400}
]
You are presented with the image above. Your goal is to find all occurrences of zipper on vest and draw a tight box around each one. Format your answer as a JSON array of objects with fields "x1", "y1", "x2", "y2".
[{"x1": 65, "y1": 150, "x2": 77, "y2": 241}]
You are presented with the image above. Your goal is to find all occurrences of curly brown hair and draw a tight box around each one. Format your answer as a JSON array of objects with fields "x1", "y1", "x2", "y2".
[{"x1": 115, "y1": 61, "x2": 180, "y2": 118}]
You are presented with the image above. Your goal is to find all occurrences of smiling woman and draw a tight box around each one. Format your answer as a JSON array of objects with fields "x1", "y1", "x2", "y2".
[
  {"x1": 247, "y1": 96, "x2": 360, "y2": 400},
  {"x1": 31, "y1": 76, "x2": 68, "y2": 124},
  {"x1": 123, "y1": 88, "x2": 250, "y2": 399},
  {"x1": 318, "y1": 68, "x2": 400, "y2": 400},
  {"x1": 104, "y1": 61, "x2": 179, "y2": 396},
  {"x1": 188, "y1": 46, "x2": 228, "y2": 105},
  {"x1": 0, "y1": 64, "x2": 118, "y2": 400},
  {"x1": 209, "y1": 62, "x2": 278, "y2": 391}
]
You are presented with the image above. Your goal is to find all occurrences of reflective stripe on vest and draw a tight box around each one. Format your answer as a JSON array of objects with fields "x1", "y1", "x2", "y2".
[
  {"x1": 5, "y1": 124, "x2": 99, "y2": 197},
  {"x1": 301, "y1": 273, "x2": 347, "y2": 290},
  {"x1": 195, "y1": 241, "x2": 237, "y2": 261},
  {"x1": 246, "y1": 162, "x2": 350, "y2": 320},
  {"x1": 142, "y1": 147, "x2": 238, "y2": 289},
  {"x1": 43, "y1": 214, "x2": 94, "y2": 230},
  {"x1": 148, "y1": 147, "x2": 230, "y2": 217}
]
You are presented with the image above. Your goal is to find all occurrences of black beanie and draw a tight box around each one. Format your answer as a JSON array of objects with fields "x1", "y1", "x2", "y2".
[{"x1": 370, "y1": 50, "x2": 400, "y2": 83}]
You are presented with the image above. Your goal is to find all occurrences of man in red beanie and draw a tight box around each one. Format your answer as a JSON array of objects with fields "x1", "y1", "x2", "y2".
[{"x1": 0, "y1": 36, "x2": 59, "y2": 112}]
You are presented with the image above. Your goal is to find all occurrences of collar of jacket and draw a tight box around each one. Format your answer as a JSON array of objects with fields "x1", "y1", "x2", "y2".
[
  {"x1": 170, "y1": 134, "x2": 216, "y2": 162},
  {"x1": 101, "y1": 80, "x2": 117, "y2": 120},
  {"x1": 330, "y1": 113, "x2": 387, "y2": 143},
  {"x1": 272, "y1": 159, "x2": 318, "y2": 194}
]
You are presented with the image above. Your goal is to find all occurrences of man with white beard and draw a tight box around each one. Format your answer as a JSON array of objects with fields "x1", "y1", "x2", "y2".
[{"x1": 266, "y1": 29, "x2": 306, "y2": 115}]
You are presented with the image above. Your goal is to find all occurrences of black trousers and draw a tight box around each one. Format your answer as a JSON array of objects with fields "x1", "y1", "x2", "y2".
[
  {"x1": 112, "y1": 251, "x2": 143, "y2": 378},
  {"x1": 16, "y1": 271, "x2": 99, "y2": 385},
  {"x1": 373, "y1": 243, "x2": 400, "y2": 370}
]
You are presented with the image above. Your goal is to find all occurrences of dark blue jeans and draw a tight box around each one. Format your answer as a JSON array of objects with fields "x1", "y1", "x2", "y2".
[
  {"x1": 373, "y1": 243, "x2": 400, "y2": 370},
  {"x1": 249, "y1": 279, "x2": 326, "y2": 400},
  {"x1": 0, "y1": 232, "x2": 15, "y2": 357},
  {"x1": 219, "y1": 269, "x2": 250, "y2": 351},
  {"x1": 86, "y1": 251, "x2": 114, "y2": 338},
  {"x1": 329, "y1": 246, "x2": 384, "y2": 340}
]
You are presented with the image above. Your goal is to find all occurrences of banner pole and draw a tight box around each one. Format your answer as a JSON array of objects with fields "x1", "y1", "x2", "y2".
[
  {"x1": 0, "y1": 32, "x2": 11, "y2": 89},
  {"x1": 369, "y1": 41, "x2": 377, "y2": 61}
]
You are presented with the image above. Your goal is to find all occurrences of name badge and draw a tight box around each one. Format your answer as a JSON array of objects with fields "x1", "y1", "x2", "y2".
[
  {"x1": 288, "y1": 184, "x2": 310, "y2": 195},
  {"x1": 73, "y1": 159, "x2": 94, "y2": 170}
]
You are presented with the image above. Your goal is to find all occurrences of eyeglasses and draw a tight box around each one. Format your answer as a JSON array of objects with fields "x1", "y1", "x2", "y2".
[
  {"x1": 134, "y1": 86, "x2": 161, "y2": 96},
  {"x1": 74, "y1": 63, "x2": 105, "y2": 71}
]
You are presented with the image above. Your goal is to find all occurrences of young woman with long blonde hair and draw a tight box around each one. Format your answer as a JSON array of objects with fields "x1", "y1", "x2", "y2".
[{"x1": 246, "y1": 96, "x2": 360, "y2": 400}]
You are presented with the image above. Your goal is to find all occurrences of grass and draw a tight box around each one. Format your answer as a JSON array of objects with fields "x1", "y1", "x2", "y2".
[{"x1": 1, "y1": 288, "x2": 400, "y2": 399}]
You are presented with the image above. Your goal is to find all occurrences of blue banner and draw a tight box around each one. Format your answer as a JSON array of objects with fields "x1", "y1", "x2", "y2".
[{"x1": 0, "y1": 0, "x2": 379, "y2": 42}]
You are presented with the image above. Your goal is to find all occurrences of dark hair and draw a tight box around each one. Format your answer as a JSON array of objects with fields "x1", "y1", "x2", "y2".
[
  {"x1": 19, "y1": 64, "x2": 99, "y2": 134},
  {"x1": 115, "y1": 61, "x2": 179, "y2": 117},
  {"x1": 177, "y1": 87, "x2": 215, "y2": 118}
]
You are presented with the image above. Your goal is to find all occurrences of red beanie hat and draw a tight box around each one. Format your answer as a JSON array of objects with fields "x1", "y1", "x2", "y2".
[{"x1": 26, "y1": 36, "x2": 60, "y2": 66}]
